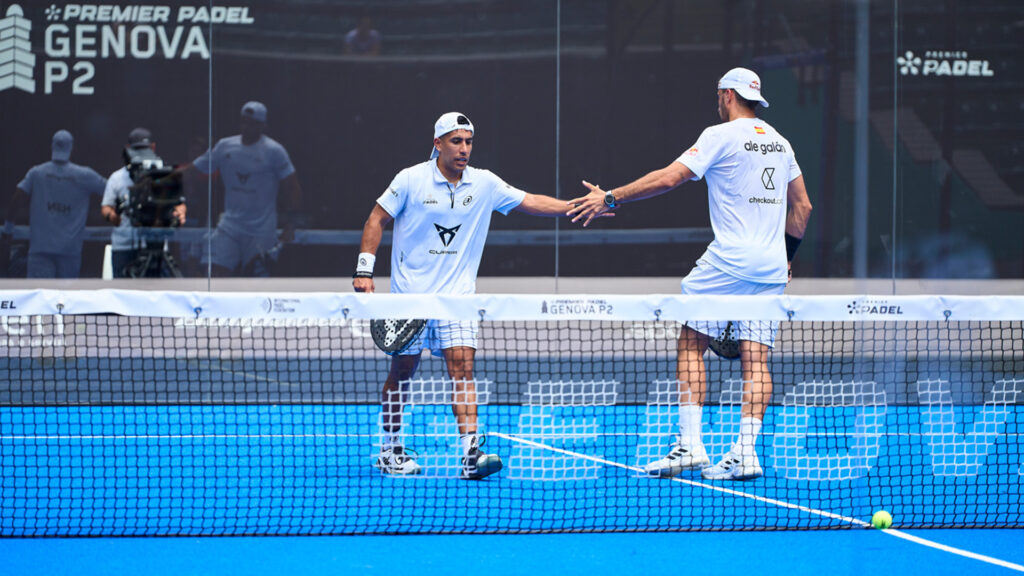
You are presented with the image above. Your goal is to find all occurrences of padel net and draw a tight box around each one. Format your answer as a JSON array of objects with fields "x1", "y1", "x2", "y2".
[{"x1": 0, "y1": 290, "x2": 1021, "y2": 535}]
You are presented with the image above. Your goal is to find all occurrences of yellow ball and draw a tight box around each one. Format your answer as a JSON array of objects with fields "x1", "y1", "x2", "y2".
[{"x1": 871, "y1": 510, "x2": 893, "y2": 530}]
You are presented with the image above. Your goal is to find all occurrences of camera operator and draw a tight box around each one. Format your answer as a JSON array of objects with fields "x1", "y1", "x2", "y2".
[{"x1": 101, "y1": 128, "x2": 187, "y2": 278}]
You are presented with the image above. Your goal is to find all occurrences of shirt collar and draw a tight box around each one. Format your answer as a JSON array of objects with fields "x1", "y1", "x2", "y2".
[{"x1": 431, "y1": 158, "x2": 473, "y2": 185}]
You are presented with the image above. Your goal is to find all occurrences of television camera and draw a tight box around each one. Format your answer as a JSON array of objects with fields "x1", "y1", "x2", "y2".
[{"x1": 116, "y1": 145, "x2": 186, "y2": 278}]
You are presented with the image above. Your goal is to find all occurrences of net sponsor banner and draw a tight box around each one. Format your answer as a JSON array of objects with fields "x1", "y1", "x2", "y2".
[
  {"x1": 0, "y1": 290, "x2": 64, "y2": 316},
  {"x1": 0, "y1": 290, "x2": 1022, "y2": 321}
]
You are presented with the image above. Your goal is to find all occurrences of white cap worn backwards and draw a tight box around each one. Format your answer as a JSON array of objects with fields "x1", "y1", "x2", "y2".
[
  {"x1": 430, "y1": 112, "x2": 474, "y2": 159},
  {"x1": 717, "y1": 67, "x2": 769, "y2": 108}
]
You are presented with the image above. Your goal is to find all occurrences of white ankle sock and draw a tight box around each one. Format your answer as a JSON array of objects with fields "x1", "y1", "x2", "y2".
[
  {"x1": 382, "y1": 433, "x2": 401, "y2": 451},
  {"x1": 730, "y1": 417, "x2": 763, "y2": 459},
  {"x1": 460, "y1": 434, "x2": 479, "y2": 454},
  {"x1": 678, "y1": 404, "x2": 704, "y2": 447}
]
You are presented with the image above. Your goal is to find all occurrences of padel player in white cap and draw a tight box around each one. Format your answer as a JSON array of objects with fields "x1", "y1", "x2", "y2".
[
  {"x1": 188, "y1": 101, "x2": 303, "y2": 276},
  {"x1": 354, "y1": 112, "x2": 601, "y2": 479},
  {"x1": 568, "y1": 67, "x2": 813, "y2": 480}
]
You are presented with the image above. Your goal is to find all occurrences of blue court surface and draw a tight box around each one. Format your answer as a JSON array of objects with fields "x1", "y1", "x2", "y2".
[
  {"x1": 1, "y1": 402, "x2": 1022, "y2": 573},
  {"x1": 2, "y1": 403, "x2": 1021, "y2": 533},
  {"x1": 1, "y1": 529, "x2": 1023, "y2": 575}
]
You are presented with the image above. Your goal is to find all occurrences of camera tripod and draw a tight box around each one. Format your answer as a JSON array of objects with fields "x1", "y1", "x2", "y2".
[{"x1": 122, "y1": 241, "x2": 183, "y2": 278}]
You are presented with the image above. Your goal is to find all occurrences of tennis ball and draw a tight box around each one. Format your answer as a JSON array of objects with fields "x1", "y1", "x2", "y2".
[{"x1": 871, "y1": 510, "x2": 893, "y2": 530}]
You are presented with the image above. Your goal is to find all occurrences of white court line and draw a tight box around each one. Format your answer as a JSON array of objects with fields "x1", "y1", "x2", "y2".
[
  {"x1": 186, "y1": 359, "x2": 300, "y2": 388},
  {"x1": 489, "y1": 431, "x2": 1024, "y2": 573}
]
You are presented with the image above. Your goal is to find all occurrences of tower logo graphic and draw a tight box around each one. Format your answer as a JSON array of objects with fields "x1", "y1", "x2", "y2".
[{"x1": 0, "y1": 4, "x2": 35, "y2": 93}]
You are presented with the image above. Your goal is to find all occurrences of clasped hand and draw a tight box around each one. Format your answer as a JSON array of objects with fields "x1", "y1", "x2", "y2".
[{"x1": 565, "y1": 180, "x2": 615, "y2": 227}]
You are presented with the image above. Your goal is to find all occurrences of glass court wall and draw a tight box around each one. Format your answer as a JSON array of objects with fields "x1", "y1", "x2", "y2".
[{"x1": 0, "y1": 0, "x2": 1020, "y2": 283}]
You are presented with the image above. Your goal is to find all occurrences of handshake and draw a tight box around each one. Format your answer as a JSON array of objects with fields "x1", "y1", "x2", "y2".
[{"x1": 565, "y1": 179, "x2": 620, "y2": 227}]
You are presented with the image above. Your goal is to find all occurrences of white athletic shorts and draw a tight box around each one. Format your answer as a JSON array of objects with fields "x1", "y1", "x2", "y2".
[
  {"x1": 202, "y1": 226, "x2": 276, "y2": 273},
  {"x1": 403, "y1": 320, "x2": 479, "y2": 357},
  {"x1": 681, "y1": 259, "x2": 786, "y2": 347}
]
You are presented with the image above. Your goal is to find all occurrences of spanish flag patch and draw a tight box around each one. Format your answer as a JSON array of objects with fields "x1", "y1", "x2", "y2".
[{"x1": 754, "y1": 126, "x2": 766, "y2": 135}]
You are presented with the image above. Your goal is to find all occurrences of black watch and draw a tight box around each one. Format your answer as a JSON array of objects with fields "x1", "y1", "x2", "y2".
[{"x1": 604, "y1": 190, "x2": 618, "y2": 209}]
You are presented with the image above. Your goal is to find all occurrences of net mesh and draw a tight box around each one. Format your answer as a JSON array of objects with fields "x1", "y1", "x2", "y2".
[{"x1": 0, "y1": 290, "x2": 1021, "y2": 535}]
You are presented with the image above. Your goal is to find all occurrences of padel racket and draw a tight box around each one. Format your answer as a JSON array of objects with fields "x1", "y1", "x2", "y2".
[
  {"x1": 708, "y1": 321, "x2": 740, "y2": 360},
  {"x1": 370, "y1": 318, "x2": 427, "y2": 355}
]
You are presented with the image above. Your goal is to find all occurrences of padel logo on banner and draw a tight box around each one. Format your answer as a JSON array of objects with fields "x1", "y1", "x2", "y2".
[
  {"x1": 0, "y1": 2, "x2": 256, "y2": 95},
  {"x1": 847, "y1": 299, "x2": 904, "y2": 316},
  {"x1": 897, "y1": 50, "x2": 995, "y2": 77}
]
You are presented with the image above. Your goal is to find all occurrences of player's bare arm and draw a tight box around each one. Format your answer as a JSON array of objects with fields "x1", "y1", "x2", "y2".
[
  {"x1": 280, "y1": 173, "x2": 303, "y2": 242},
  {"x1": 785, "y1": 175, "x2": 813, "y2": 239},
  {"x1": 567, "y1": 162, "x2": 694, "y2": 227},
  {"x1": 784, "y1": 175, "x2": 813, "y2": 281},
  {"x1": 514, "y1": 192, "x2": 611, "y2": 218},
  {"x1": 353, "y1": 203, "x2": 393, "y2": 293}
]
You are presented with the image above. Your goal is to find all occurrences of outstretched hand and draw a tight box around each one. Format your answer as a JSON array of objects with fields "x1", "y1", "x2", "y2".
[{"x1": 566, "y1": 180, "x2": 616, "y2": 227}]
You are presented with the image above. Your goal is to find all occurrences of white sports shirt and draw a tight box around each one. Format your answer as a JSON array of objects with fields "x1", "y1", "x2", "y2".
[
  {"x1": 192, "y1": 134, "x2": 295, "y2": 239},
  {"x1": 376, "y1": 160, "x2": 526, "y2": 295},
  {"x1": 676, "y1": 117, "x2": 801, "y2": 284},
  {"x1": 101, "y1": 167, "x2": 137, "y2": 251}
]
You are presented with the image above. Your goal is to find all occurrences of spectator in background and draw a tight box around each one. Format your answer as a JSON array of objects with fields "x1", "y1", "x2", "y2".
[
  {"x1": 101, "y1": 128, "x2": 187, "y2": 278},
  {"x1": 2, "y1": 130, "x2": 106, "y2": 278},
  {"x1": 185, "y1": 102, "x2": 302, "y2": 277},
  {"x1": 345, "y1": 15, "x2": 381, "y2": 56}
]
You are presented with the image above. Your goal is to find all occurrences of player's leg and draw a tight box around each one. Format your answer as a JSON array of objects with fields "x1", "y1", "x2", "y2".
[
  {"x1": 375, "y1": 353, "x2": 423, "y2": 475},
  {"x1": 644, "y1": 324, "x2": 712, "y2": 477},
  {"x1": 702, "y1": 321, "x2": 777, "y2": 481},
  {"x1": 740, "y1": 337, "x2": 773, "y2": 422},
  {"x1": 444, "y1": 345, "x2": 478, "y2": 436},
  {"x1": 240, "y1": 233, "x2": 277, "y2": 277},
  {"x1": 205, "y1": 227, "x2": 242, "y2": 277},
  {"x1": 439, "y1": 321, "x2": 501, "y2": 480}
]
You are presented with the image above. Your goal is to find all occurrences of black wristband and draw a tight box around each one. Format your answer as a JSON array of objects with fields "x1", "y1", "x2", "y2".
[
  {"x1": 785, "y1": 233, "x2": 802, "y2": 261},
  {"x1": 353, "y1": 271, "x2": 373, "y2": 279}
]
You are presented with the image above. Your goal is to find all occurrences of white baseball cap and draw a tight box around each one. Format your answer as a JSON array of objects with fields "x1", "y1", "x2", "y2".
[
  {"x1": 51, "y1": 130, "x2": 73, "y2": 163},
  {"x1": 718, "y1": 67, "x2": 769, "y2": 108},
  {"x1": 430, "y1": 112, "x2": 474, "y2": 159}
]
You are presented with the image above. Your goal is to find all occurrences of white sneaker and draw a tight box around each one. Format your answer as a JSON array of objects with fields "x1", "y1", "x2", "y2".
[
  {"x1": 701, "y1": 450, "x2": 763, "y2": 481},
  {"x1": 643, "y1": 441, "x2": 710, "y2": 478},
  {"x1": 375, "y1": 446, "x2": 422, "y2": 476},
  {"x1": 461, "y1": 435, "x2": 503, "y2": 480}
]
